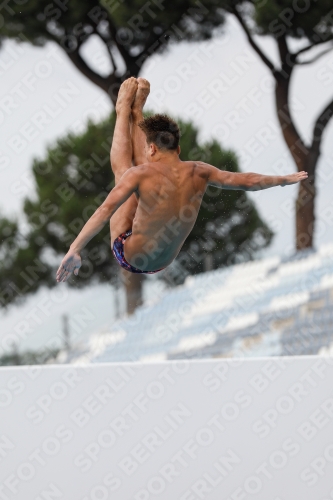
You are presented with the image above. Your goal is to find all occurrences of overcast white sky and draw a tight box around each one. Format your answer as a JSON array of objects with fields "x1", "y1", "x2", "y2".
[{"x1": 1, "y1": 14, "x2": 333, "y2": 353}]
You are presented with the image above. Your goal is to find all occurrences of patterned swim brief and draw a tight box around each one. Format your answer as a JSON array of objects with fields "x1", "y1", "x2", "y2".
[{"x1": 112, "y1": 229, "x2": 165, "y2": 274}]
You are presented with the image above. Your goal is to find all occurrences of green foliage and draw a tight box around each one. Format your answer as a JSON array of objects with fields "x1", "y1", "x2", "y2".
[
  {"x1": 214, "y1": 1, "x2": 333, "y2": 42},
  {"x1": 0, "y1": 214, "x2": 54, "y2": 307},
  {"x1": 0, "y1": 0, "x2": 225, "y2": 72},
  {"x1": 0, "y1": 0, "x2": 224, "y2": 44},
  {"x1": 5, "y1": 0, "x2": 331, "y2": 50},
  {"x1": 0, "y1": 112, "x2": 273, "y2": 306},
  {"x1": 0, "y1": 0, "x2": 227, "y2": 107},
  {"x1": 24, "y1": 114, "x2": 118, "y2": 289},
  {"x1": 0, "y1": 347, "x2": 60, "y2": 366},
  {"x1": 253, "y1": 0, "x2": 333, "y2": 40}
]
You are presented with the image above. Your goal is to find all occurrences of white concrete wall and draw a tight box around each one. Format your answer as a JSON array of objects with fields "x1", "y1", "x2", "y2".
[{"x1": 1, "y1": 356, "x2": 333, "y2": 499}]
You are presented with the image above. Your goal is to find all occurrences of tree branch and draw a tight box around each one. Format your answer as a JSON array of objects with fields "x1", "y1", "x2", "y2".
[
  {"x1": 293, "y1": 37, "x2": 333, "y2": 58},
  {"x1": 296, "y1": 46, "x2": 333, "y2": 65},
  {"x1": 134, "y1": 30, "x2": 167, "y2": 70},
  {"x1": 275, "y1": 75, "x2": 308, "y2": 169},
  {"x1": 66, "y1": 47, "x2": 114, "y2": 94},
  {"x1": 101, "y1": 9, "x2": 134, "y2": 69},
  {"x1": 46, "y1": 29, "x2": 110, "y2": 91},
  {"x1": 231, "y1": 5, "x2": 277, "y2": 76},
  {"x1": 276, "y1": 35, "x2": 295, "y2": 76},
  {"x1": 311, "y1": 97, "x2": 333, "y2": 152},
  {"x1": 46, "y1": 26, "x2": 121, "y2": 103},
  {"x1": 294, "y1": 43, "x2": 316, "y2": 57},
  {"x1": 277, "y1": 35, "x2": 290, "y2": 63},
  {"x1": 84, "y1": 6, "x2": 134, "y2": 75},
  {"x1": 107, "y1": 43, "x2": 118, "y2": 73},
  {"x1": 93, "y1": 27, "x2": 118, "y2": 73}
]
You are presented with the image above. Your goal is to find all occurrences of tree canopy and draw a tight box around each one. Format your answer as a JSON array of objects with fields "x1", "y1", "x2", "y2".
[
  {"x1": 0, "y1": 0, "x2": 226, "y2": 102},
  {"x1": 2, "y1": 0, "x2": 332, "y2": 252},
  {"x1": 218, "y1": 1, "x2": 333, "y2": 251},
  {"x1": 0, "y1": 112, "x2": 273, "y2": 308},
  {"x1": 253, "y1": 0, "x2": 333, "y2": 41}
]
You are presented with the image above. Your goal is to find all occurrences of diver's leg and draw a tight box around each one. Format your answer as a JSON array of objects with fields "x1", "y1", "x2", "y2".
[
  {"x1": 110, "y1": 77, "x2": 139, "y2": 247},
  {"x1": 131, "y1": 77, "x2": 150, "y2": 166}
]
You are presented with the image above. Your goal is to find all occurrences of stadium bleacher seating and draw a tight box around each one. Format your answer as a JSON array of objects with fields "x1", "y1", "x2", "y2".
[{"x1": 67, "y1": 243, "x2": 333, "y2": 365}]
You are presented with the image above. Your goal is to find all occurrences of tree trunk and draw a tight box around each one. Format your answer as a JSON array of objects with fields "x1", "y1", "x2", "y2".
[
  {"x1": 295, "y1": 150, "x2": 318, "y2": 250},
  {"x1": 230, "y1": 20, "x2": 331, "y2": 254},
  {"x1": 275, "y1": 74, "x2": 317, "y2": 251},
  {"x1": 120, "y1": 268, "x2": 143, "y2": 315}
]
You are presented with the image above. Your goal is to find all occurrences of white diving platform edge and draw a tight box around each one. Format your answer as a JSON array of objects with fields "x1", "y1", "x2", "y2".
[{"x1": 1, "y1": 356, "x2": 333, "y2": 499}]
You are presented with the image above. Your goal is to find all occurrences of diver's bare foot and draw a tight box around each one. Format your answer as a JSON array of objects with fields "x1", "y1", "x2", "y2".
[
  {"x1": 116, "y1": 77, "x2": 138, "y2": 114},
  {"x1": 132, "y1": 78, "x2": 150, "y2": 120}
]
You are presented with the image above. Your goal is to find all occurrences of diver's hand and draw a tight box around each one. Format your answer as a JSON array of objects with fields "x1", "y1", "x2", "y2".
[
  {"x1": 56, "y1": 251, "x2": 81, "y2": 283},
  {"x1": 281, "y1": 171, "x2": 308, "y2": 186}
]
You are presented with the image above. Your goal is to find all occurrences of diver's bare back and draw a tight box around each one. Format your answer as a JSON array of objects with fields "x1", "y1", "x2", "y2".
[{"x1": 125, "y1": 159, "x2": 207, "y2": 270}]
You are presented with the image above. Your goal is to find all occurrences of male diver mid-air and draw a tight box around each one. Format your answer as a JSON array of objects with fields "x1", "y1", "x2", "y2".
[{"x1": 56, "y1": 77, "x2": 307, "y2": 282}]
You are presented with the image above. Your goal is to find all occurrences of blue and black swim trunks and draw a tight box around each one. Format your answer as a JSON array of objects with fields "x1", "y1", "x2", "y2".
[{"x1": 112, "y1": 229, "x2": 165, "y2": 274}]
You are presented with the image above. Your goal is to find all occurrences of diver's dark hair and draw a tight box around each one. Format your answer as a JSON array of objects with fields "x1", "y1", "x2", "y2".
[{"x1": 138, "y1": 114, "x2": 180, "y2": 151}]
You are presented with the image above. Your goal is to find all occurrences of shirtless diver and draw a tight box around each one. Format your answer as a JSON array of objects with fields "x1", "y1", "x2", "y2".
[{"x1": 56, "y1": 77, "x2": 307, "y2": 282}]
